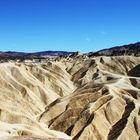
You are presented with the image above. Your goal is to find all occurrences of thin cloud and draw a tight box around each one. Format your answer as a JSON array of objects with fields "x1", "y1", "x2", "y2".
[
  {"x1": 86, "y1": 37, "x2": 92, "y2": 42},
  {"x1": 100, "y1": 31, "x2": 107, "y2": 35}
]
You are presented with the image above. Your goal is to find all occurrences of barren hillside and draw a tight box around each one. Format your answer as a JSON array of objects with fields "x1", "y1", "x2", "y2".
[{"x1": 0, "y1": 56, "x2": 140, "y2": 140}]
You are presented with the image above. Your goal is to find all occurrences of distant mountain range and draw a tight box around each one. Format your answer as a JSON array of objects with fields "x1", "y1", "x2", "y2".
[
  {"x1": 88, "y1": 42, "x2": 140, "y2": 57},
  {"x1": 0, "y1": 51, "x2": 74, "y2": 59},
  {"x1": 0, "y1": 42, "x2": 140, "y2": 59}
]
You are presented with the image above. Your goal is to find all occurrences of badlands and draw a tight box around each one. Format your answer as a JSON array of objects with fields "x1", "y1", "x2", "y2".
[{"x1": 0, "y1": 55, "x2": 140, "y2": 140}]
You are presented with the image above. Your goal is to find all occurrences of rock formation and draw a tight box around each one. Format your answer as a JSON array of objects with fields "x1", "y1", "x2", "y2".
[{"x1": 0, "y1": 55, "x2": 140, "y2": 140}]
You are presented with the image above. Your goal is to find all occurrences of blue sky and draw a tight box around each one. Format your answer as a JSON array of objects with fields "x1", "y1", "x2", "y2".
[{"x1": 0, "y1": 0, "x2": 140, "y2": 52}]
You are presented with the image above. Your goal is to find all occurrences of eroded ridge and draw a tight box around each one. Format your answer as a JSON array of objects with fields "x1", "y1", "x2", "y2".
[{"x1": 0, "y1": 56, "x2": 140, "y2": 140}]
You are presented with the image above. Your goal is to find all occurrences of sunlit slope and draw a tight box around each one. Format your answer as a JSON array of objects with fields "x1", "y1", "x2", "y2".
[
  {"x1": 0, "y1": 56, "x2": 140, "y2": 140},
  {"x1": 40, "y1": 56, "x2": 140, "y2": 140},
  {"x1": 0, "y1": 62, "x2": 75, "y2": 140}
]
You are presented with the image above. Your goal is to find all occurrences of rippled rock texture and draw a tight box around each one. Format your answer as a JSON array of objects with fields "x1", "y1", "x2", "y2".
[{"x1": 0, "y1": 56, "x2": 140, "y2": 140}]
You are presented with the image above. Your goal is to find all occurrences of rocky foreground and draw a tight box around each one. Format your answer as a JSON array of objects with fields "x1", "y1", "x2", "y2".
[{"x1": 0, "y1": 56, "x2": 140, "y2": 140}]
